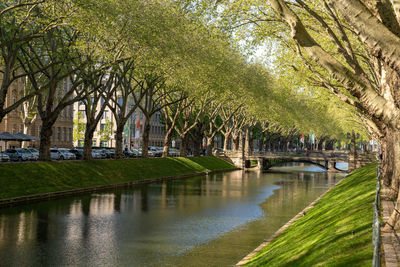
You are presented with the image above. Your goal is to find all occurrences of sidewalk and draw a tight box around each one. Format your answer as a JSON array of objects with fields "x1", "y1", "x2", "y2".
[{"x1": 381, "y1": 200, "x2": 400, "y2": 266}]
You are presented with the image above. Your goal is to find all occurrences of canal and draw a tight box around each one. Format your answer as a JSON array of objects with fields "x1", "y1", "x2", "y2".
[{"x1": 0, "y1": 163, "x2": 346, "y2": 266}]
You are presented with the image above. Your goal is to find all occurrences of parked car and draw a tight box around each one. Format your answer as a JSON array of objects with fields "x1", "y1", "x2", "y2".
[
  {"x1": 21, "y1": 148, "x2": 37, "y2": 160},
  {"x1": 133, "y1": 148, "x2": 141, "y2": 157},
  {"x1": 19, "y1": 148, "x2": 37, "y2": 161},
  {"x1": 123, "y1": 149, "x2": 136, "y2": 158},
  {"x1": 58, "y1": 148, "x2": 76, "y2": 160},
  {"x1": 93, "y1": 149, "x2": 107, "y2": 159},
  {"x1": 104, "y1": 148, "x2": 115, "y2": 158},
  {"x1": 0, "y1": 152, "x2": 10, "y2": 162},
  {"x1": 135, "y1": 148, "x2": 142, "y2": 157},
  {"x1": 169, "y1": 148, "x2": 180, "y2": 157},
  {"x1": 148, "y1": 146, "x2": 162, "y2": 157},
  {"x1": 75, "y1": 147, "x2": 103, "y2": 160},
  {"x1": 26, "y1": 148, "x2": 39, "y2": 159},
  {"x1": 4, "y1": 148, "x2": 31, "y2": 161},
  {"x1": 50, "y1": 149, "x2": 65, "y2": 160},
  {"x1": 69, "y1": 149, "x2": 83, "y2": 160},
  {"x1": 91, "y1": 150, "x2": 102, "y2": 159},
  {"x1": 91, "y1": 147, "x2": 115, "y2": 158},
  {"x1": 212, "y1": 147, "x2": 225, "y2": 156}
]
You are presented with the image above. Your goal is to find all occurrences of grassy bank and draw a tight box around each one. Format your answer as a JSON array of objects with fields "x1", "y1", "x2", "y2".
[
  {"x1": 245, "y1": 162, "x2": 377, "y2": 266},
  {"x1": 0, "y1": 156, "x2": 235, "y2": 199}
]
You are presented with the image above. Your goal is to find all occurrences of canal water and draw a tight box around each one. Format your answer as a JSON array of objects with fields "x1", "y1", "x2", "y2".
[{"x1": 0, "y1": 163, "x2": 346, "y2": 266}]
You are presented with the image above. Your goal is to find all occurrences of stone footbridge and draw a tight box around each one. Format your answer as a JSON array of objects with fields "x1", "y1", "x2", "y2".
[{"x1": 218, "y1": 151, "x2": 376, "y2": 173}]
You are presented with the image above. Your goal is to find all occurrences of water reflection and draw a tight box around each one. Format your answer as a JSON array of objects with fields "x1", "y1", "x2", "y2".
[{"x1": 0, "y1": 164, "x2": 345, "y2": 266}]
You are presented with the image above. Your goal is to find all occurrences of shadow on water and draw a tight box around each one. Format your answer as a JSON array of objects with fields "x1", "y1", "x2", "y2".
[{"x1": 0, "y1": 163, "x2": 346, "y2": 266}]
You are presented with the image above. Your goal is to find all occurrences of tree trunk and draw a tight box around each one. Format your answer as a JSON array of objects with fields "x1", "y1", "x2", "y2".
[
  {"x1": 162, "y1": 133, "x2": 172, "y2": 158},
  {"x1": 83, "y1": 129, "x2": 94, "y2": 160},
  {"x1": 193, "y1": 138, "x2": 201, "y2": 156},
  {"x1": 192, "y1": 125, "x2": 203, "y2": 156},
  {"x1": 238, "y1": 131, "x2": 244, "y2": 152},
  {"x1": 206, "y1": 136, "x2": 213, "y2": 156},
  {"x1": 223, "y1": 133, "x2": 230, "y2": 151},
  {"x1": 384, "y1": 131, "x2": 400, "y2": 230},
  {"x1": 381, "y1": 130, "x2": 394, "y2": 198},
  {"x1": 115, "y1": 124, "x2": 124, "y2": 159},
  {"x1": 141, "y1": 119, "x2": 151, "y2": 158},
  {"x1": 38, "y1": 122, "x2": 53, "y2": 161},
  {"x1": 259, "y1": 131, "x2": 265, "y2": 152},
  {"x1": 180, "y1": 134, "x2": 187, "y2": 157},
  {"x1": 386, "y1": 131, "x2": 400, "y2": 200},
  {"x1": 244, "y1": 127, "x2": 251, "y2": 156},
  {"x1": 233, "y1": 135, "x2": 240, "y2": 151},
  {"x1": 22, "y1": 123, "x2": 30, "y2": 148}
]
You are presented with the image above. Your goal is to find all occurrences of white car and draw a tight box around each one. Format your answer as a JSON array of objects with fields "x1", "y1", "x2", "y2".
[
  {"x1": 50, "y1": 149, "x2": 64, "y2": 160},
  {"x1": 169, "y1": 148, "x2": 180, "y2": 157},
  {"x1": 0, "y1": 152, "x2": 10, "y2": 162},
  {"x1": 26, "y1": 148, "x2": 39, "y2": 159},
  {"x1": 59, "y1": 148, "x2": 76, "y2": 160},
  {"x1": 92, "y1": 150, "x2": 102, "y2": 159}
]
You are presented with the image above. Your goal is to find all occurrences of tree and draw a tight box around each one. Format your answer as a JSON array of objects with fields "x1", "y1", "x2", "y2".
[
  {"x1": 20, "y1": 27, "x2": 90, "y2": 160},
  {"x1": 80, "y1": 66, "x2": 117, "y2": 160},
  {"x1": 160, "y1": 90, "x2": 189, "y2": 157},
  {"x1": 212, "y1": 0, "x2": 400, "y2": 228},
  {"x1": 0, "y1": 1, "x2": 65, "y2": 123},
  {"x1": 137, "y1": 74, "x2": 184, "y2": 158},
  {"x1": 19, "y1": 78, "x2": 37, "y2": 147},
  {"x1": 219, "y1": 104, "x2": 244, "y2": 150},
  {"x1": 107, "y1": 59, "x2": 144, "y2": 159}
]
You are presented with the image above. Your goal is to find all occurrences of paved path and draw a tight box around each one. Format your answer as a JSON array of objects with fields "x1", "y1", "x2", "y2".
[{"x1": 382, "y1": 200, "x2": 400, "y2": 266}]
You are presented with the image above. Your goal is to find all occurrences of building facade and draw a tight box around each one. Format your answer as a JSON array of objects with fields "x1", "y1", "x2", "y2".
[
  {"x1": 73, "y1": 97, "x2": 167, "y2": 149},
  {"x1": 0, "y1": 77, "x2": 73, "y2": 150}
]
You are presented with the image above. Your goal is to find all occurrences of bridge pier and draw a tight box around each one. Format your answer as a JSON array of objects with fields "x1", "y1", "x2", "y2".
[
  {"x1": 348, "y1": 153, "x2": 356, "y2": 173},
  {"x1": 257, "y1": 158, "x2": 263, "y2": 169},
  {"x1": 327, "y1": 161, "x2": 338, "y2": 172}
]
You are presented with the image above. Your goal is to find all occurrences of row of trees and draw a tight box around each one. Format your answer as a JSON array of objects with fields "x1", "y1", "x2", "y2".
[
  {"x1": 1, "y1": 0, "x2": 359, "y2": 162},
  {"x1": 196, "y1": 0, "x2": 400, "y2": 228}
]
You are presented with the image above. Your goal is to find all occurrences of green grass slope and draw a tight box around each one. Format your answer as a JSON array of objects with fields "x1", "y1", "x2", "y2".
[
  {"x1": 0, "y1": 156, "x2": 235, "y2": 199},
  {"x1": 246, "y1": 162, "x2": 377, "y2": 267}
]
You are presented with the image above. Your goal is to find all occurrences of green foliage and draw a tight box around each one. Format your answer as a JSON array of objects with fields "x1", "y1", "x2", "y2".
[
  {"x1": 73, "y1": 111, "x2": 85, "y2": 143},
  {"x1": 99, "y1": 117, "x2": 113, "y2": 142}
]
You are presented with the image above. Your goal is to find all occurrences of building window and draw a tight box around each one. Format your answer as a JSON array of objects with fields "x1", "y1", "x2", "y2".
[
  {"x1": 57, "y1": 127, "x2": 61, "y2": 141},
  {"x1": 100, "y1": 124, "x2": 105, "y2": 131},
  {"x1": 92, "y1": 140, "x2": 97, "y2": 147},
  {"x1": 51, "y1": 127, "x2": 55, "y2": 141},
  {"x1": 68, "y1": 128, "x2": 72, "y2": 142},
  {"x1": 63, "y1": 127, "x2": 67, "y2": 142},
  {"x1": 102, "y1": 110, "x2": 108, "y2": 120}
]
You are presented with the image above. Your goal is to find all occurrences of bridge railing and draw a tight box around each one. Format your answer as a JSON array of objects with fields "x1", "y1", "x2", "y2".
[{"x1": 221, "y1": 149, "x2": 376, "y2": 160}]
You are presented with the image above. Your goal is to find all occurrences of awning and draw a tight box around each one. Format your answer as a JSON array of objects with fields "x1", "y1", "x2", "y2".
[
  {"x1": 14, "y1": 132, "x2": 39, "y2": 141},
  {"x1": 0, "y1": 132, "x2": 17, "y2": 141}
]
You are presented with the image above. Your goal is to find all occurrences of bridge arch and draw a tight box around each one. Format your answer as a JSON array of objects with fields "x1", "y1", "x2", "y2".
[{"x1": 259, "y1": 158, "x2": 329, "y2": 171}]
